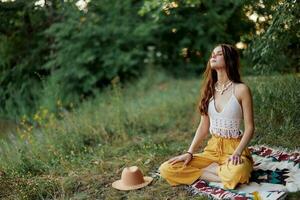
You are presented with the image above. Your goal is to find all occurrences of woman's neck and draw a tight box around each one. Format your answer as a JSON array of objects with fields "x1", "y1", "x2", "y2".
[{"x1": 216, "y1": 70, "x2": 230, "y2": 84}]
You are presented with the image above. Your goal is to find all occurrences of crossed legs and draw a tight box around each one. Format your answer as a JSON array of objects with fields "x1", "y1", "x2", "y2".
[{"x1": 159, "y1": 135, "x2": 254, "y2": 189}]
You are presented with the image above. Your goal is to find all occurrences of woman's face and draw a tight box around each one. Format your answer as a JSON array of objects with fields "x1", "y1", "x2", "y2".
[{"x1": 210, "y1": 46, "x2": 225, "y2": 69}]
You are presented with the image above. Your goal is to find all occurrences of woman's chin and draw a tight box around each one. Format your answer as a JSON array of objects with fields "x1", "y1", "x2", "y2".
[
  {"x1": 210, "y1": 64, "x2": 219, "y2": 69},
  {"x1": 211, "y1": 64, "x2": 223, "y2": 70}
]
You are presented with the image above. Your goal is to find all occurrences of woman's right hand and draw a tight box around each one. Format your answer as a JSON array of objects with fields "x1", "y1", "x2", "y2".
[{"x1": 167, "y1": 153, "x2": 193, "y2": 166}]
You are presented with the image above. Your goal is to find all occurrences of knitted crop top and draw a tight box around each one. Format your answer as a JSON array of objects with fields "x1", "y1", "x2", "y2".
[{"x1": 208, "y1": 83, "x2": 243, "y2": 138}]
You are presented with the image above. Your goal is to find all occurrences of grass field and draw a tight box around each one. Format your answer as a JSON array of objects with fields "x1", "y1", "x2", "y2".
[{"x1": 0, "y1": 71, "x2": 299, "y2": 199}]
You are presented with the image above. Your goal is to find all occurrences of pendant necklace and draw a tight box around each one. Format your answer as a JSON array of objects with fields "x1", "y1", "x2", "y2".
[{"x1": 215, "y1": 80, "x2": 232, "y2": 95}]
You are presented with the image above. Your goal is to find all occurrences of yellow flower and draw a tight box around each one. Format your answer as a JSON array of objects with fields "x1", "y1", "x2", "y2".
[
  {"x1": 33, "y1": 113, "x2": 40, "y2": 121},
  {"x1": 42, "y1": 108, "x2": 48, "y2": 116},
  {"x1": 57, "y1": 99, "x2": 62, "y2": 107}
]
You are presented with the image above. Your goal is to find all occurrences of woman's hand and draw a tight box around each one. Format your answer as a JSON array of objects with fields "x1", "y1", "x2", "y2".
[
  {"x1": 228, "y1": 154, "x2": 243, "y2": 165},
  {"x1": 167, "y1": 153, "x2": 193, "y2": 166}
]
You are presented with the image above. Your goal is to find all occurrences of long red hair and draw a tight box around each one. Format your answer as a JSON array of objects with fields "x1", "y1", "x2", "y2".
[{"x1": 198, "y1": 44, "x2": 243, "y2": 116}]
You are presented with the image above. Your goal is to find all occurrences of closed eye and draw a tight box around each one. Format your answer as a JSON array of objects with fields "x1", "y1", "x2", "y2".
[{"x1": 210, "y1": 53, "x2": 223, "y2": 58}]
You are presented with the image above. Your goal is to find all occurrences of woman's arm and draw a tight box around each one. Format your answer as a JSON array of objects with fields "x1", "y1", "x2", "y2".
[
  {"x1": 168, "y1": 114, "x2": 210, "y2": 166},
  {"x1": 233, "y1": 84, "x2": 255, "y2": 156},
  {"x1": 187, "y1": 114, "x2": 210, "y2": 153}
]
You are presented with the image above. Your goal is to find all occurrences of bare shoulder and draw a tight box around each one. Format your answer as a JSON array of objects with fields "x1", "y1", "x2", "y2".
[{"x1": 234, "y1": 83, "x2": 252, "y2": 101}]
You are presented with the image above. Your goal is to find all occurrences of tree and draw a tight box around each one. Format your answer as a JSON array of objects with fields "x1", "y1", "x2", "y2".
[
  {"x1": 243, "y1": 0, "x2": 299, "y2": 74},
  {"x1": 0, "y1": 0, "x2": 59, "y2": 117},
  {"x1": 139, "y1": 0, "x2": 255, "y2": 76}
]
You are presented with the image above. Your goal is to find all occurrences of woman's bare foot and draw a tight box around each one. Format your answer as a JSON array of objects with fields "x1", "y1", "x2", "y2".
[{"x1": 200, "y1": 162, "x2": 221, "y2": 182}]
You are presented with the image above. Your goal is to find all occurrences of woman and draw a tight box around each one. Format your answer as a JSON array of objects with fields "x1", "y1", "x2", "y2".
[{"x1": 159, "y1": 44, "x2": 255, "y2": 189}]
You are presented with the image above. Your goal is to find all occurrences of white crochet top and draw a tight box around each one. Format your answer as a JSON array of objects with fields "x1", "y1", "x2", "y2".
[{"x1": 208, "y1": 83, "x2": 243, "y2": 138}]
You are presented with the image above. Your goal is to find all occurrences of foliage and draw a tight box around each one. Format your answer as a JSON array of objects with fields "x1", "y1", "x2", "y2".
[
  {"x1": 139, "y1": 0, "x2": 255, "y2": 76},
  {"x1": 42, "y1": 0, "x2": 154, "y2": 106},
  {"x1": 0, "y1": 0, "x2": 155, "y2": 118},
  {"x1": 243, "y1": 0, "x2": 300, "y2": 74},
  {"x1": 0, "y1": 0, "x2": 65, "y2": 118},
  {"x1": 0, "y1": 0, "x2": 298, "y2": 120}
]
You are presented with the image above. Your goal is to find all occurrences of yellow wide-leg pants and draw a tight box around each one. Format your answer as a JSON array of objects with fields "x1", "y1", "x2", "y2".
[{"x1": 159, "y1": 134, "x2": 254, "y2": 189}]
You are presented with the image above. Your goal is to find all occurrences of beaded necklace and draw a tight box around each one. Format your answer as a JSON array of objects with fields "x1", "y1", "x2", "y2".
[{"x1": 215, "y1": 80, "x2": 232, "y2": 95}]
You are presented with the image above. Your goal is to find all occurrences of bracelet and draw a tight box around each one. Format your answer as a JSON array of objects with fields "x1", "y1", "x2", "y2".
[{"x1": 186, "y1": 151, "x2": 193, "y2": 158}]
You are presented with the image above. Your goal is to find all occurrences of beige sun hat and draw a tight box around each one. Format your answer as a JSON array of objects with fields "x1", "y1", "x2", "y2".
[{"x1": 112, "y1": 166, "x2": 153, "y2": 191}]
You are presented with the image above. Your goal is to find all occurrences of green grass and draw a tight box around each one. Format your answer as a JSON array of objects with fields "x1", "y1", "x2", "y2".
[{"x1": 0, "y1": 71, "x2": 299, "y2": 199}]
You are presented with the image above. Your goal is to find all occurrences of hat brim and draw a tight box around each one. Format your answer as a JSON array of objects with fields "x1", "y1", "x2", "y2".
[{"x1": 112, "y1": 176, "x2": 153, "y2": 191}]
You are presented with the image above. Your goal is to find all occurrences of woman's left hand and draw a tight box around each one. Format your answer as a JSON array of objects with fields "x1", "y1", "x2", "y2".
[{"x1": 228, "y1": 154, "x2": 243, "y2": 165}]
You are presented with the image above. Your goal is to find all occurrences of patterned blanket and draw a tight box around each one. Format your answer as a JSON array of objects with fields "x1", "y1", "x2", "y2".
[{"x1": 152, "y1": 145, "x2": 300, "y2": 200}]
